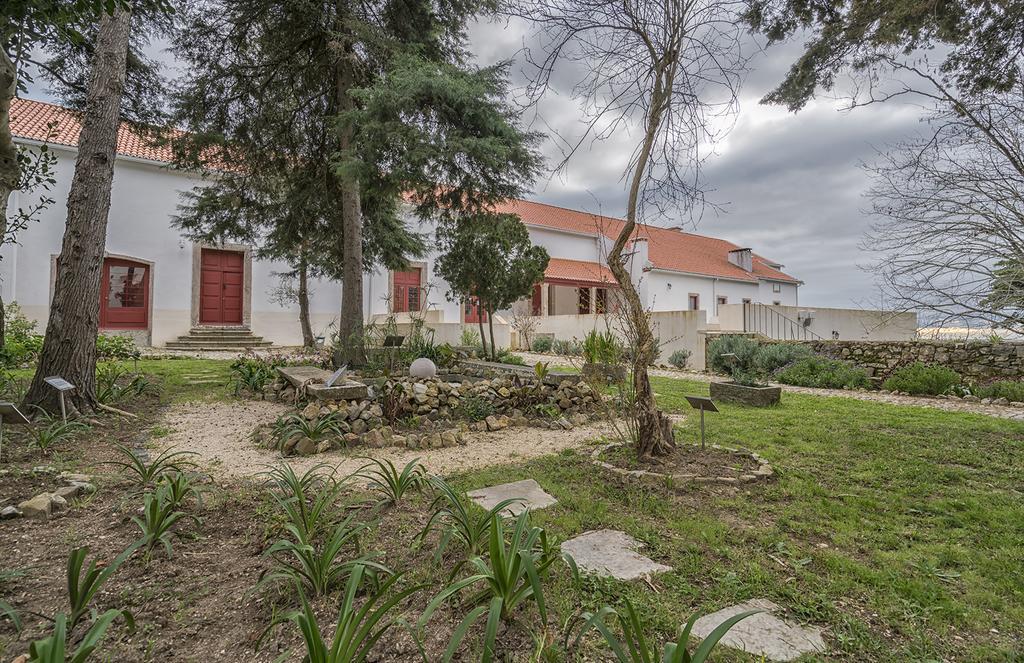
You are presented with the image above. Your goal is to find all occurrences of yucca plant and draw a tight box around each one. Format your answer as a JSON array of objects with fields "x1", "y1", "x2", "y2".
[
  {"x1": 419, "y1": 511, "x2": 569, "y2": 662},
  {"x1": 26, "y1": 410, "x2": 90, "y2": 455},
  {"x1": 132, "y1": 487, "x2": 201, "y2": 557},
  {"x1": 356, "y1": 457, "x2": 426, "y2": 506},
  {"x1": 66, "y1": 543, "x2": 141, "y2": 632},
  {"x1": 28, "y1": 610, "x2": 133, "y2": 663},
  {"x1": 577, "y1": 599, "x2": 761, "y2": 663},
  {"x1": 262, "y1": 464, "x2": 344, "y2": 541},
  {"x1": 277, "y1": 413, "x2": 343, "y2": 452},
  {"x1": 108, "y1": 443, "x2": 197, "y2": 490},
  {"x1": 260, "y1": 565, "x2": 422, "y2": 663},
  {"x1": 229, "y1": 358, "x2": 277, "y2": 396},
  {"x1": 419, "y1": 478, "x2": 518, "y2": 565},
  {"x1": 262, "y1": 514, "x2": 389, "y2": 597}
]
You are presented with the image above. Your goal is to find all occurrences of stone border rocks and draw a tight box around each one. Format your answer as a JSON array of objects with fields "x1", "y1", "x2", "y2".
[
  {"x1": 591, "y1": 442, "x2": 774, "y2": 486},
  {"x1": 4, "y1": 471, "x2": 96, "y2": 522}
]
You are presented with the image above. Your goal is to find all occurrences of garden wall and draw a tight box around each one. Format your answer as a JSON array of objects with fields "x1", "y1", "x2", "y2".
[
  {"x1": 796, "y1": 339, "x2": 1024, "y2": 382},
  {"x1": 716, "y1": 304, "x2": 918, "y2": 341}
]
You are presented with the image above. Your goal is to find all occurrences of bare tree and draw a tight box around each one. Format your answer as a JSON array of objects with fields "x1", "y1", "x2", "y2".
[
  {"x1": 513, "y1": 0, "x2": 746, "y2": 457},
  {"x1": 861, "y1": 64, "x2": 1024, "y2": 334}
]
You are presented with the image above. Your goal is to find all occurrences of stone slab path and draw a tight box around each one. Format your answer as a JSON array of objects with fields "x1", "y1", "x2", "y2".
[
  {"x1": 467, "y1": 479, "x2": 557, "y2": 516},
  {"x1": 690, "y1": 598, "x2": 827, "y2": 662},
  {"x1": 561, "y1": 529, "x2": 670, "y2": 580},
  {"x1": 515, "y1": 351, "x2": 1024, "y2": 420}
]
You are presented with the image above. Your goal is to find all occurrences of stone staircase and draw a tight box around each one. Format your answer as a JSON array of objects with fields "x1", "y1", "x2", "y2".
[{"x1": 164, "y1": 327, "x2": 273, "y2": 352}]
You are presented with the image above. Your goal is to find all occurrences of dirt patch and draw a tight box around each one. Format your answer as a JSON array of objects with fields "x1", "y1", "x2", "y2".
[
  {"x1": 159, "y1": 400, "x2": 614, "y2": 480},
  {"x1": 601, "y1": 444, "x2": 761, "y2": 478}
]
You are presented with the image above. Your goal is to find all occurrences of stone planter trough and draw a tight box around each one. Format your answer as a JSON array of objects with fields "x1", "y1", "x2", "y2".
[{"x1": 709, "y1": 380, "x2": 781, "y2": 407}]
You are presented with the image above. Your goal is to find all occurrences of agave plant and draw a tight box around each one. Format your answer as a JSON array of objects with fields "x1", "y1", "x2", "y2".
[
  {"x1": 419, "y1": 477, "x2": 518, "y2": 565},
  {"x1": 108, "y1": 443, "x2": 197, "y2": 490},
  {"x1": 260, "y1": 565, "x2": 422, "y2": 663},
  {"x1": 419, "y1": 511, "x2": 571, "y2": 662},
  {"x1": 356, "y1": 457, "x2": 426, "y2": 506},
  {"x1": 132, "y1": 486, "x2": 201, "y2": 557},
  {"x1": 577, "y1": 599, "x2": 761, "y2": 663},
  {"x1": 26, "y1": 409, "x2": 90, "y2": 455}
]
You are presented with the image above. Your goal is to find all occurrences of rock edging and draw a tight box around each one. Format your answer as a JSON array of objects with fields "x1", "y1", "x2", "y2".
[{"x1": 590, "y1": 442, "x2": 774, "y2": 486}]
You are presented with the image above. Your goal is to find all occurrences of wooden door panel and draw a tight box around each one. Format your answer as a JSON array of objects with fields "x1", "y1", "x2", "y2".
[{"x1": 199, "y1": 249, "x2": 244, "y2": 325}]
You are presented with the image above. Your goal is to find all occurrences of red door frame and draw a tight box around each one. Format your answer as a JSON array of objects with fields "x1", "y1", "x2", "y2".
[
  {"x1": 392, "y1": 268, "x2": 422, "y2": 313},
  {"x1": 100, "y1": 257, "x2": 149, "y2": 329},
  {"x1": 199, "y1": 249, "x2": 244, "y2": 325},
  {"x1": 464, "y1": 297, "x2": 487, "y2": 323}
]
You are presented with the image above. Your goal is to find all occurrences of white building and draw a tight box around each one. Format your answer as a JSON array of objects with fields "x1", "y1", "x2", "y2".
[{"x1": 9, "y1": 97, "x2": 899, "y2": 355}]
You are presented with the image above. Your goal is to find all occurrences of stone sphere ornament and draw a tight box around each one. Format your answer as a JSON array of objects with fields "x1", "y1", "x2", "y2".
[{"x1": 409, "y1": 357, "x2": 438, "y2": 379}]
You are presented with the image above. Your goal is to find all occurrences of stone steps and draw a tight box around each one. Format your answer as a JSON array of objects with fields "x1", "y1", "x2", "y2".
[{"x1": 164, "y1": 327, "x2": 272, "y2": 352}]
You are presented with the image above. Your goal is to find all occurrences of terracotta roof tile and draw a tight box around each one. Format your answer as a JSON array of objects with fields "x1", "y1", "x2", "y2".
[
  {"x1": 10, "y1": 97, "x2": 177, "y2": 164},
  {"x1": 498, "y1": 198, "x2": 799, "y2": 283},
  {"x1": 544, "y1": 257, "x2": 616, "y2": 285}
]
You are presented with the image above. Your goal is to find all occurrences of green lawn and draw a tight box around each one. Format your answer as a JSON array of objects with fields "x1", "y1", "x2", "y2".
[{"x1": 448, "y1": 376, "x2": 1024, "y2": 661}]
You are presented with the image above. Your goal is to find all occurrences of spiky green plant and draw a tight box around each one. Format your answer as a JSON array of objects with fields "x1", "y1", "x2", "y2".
[
  {"x1": 132, "y1": 487, "x2": 201, "y2": 557},
  {"x1": 108, "y1": 443, "x2": 197, "y2": 490},
  {"x1": 419, "y1": 511, "x2": 570, "y2": 662},
  {"x1": 28, "y1": 610, "x2": 133, "y2": 663},
  {"x1": 66, "y1": 543, "x2": 141, "y2": 632},
  {"x1": 96, "y1": 362, "x2": 158, "y2": 405},
  {"x1": 157, "y1": 471, "x2": 204, "y2": 509},
  {"x1": 419, "y1": 477, "x2": 518, "y2": 564},
  {"x1": 260, "y1": 565, "x2": 422, "y2": 662},
  {"x1": 25, "y1": 411, "x2": 90, "y2": 455},
  {"x1": 262, "y1": 463, "x2": 345, "y2": 541},
  {"x1": 0, "y1": 568, "x2": 23, "y2": 632},
  {"x1": 577, "y1": 599, "x2": 761, "y2": 663},
  {"x1": 356, "y1": 457, "x2": 426, "y2": 506},
  {"x1": 277, "y1": 412, "x2": 343, "y2": 452},
  {"x1": 262, "y1": 513, "x2": 389, "y2": 597}
]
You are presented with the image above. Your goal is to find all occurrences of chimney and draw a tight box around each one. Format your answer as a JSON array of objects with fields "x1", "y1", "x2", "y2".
[{"x1": 728, "y1": 248, "x2": 753, "y2": 272}]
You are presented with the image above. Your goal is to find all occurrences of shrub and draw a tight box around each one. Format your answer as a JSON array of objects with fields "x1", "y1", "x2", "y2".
[
  {"x1": 551, "y1": 338, "x2": 582, "y2": 356},
  {"x1": 667, "y1": 349, "x2": 690, "y2": 369},
  {"x1": 96, "y1": 334, "x2": 141, "y2": 361},
  {"x1": 229, "y1": 356, "x2": 279, "y2": 395},
  {"x1": 495, "y1": 349, "x2": 526, "y2": 365},
  {"x1": 355, "y1": 457, "x2": 426, "y2": 506},
  {"x1": 972, "y1": 380, "x2": 1024, "y2": 402},
  {"x1": 752, "y1": 342, "x2": 813, "y2": 375},
  {"x1": 776, "y1": 357, "x2": 872, "y2": 390},
  {"x1": 96, "y1": 362, "x2": 158, "y2": 404},
  {"x1": 883, "y1": 363, "x2": 962, "y2": 395},
  {"x1": 582, "y1": 329, "x2": 621, "y2": 364},
  {"x1": 26, "y1": 410, "x2": 91, "y2": 455},
  {"x1": 457, "y1": 394, "x2": 494, "y2": 422},
  {"x1": 706, "y1": 335, "x2": 761, "y2": 374},
  {"x1": 531, "y1": 336, "x2": 553, "y2": 353},
  {"x1": 460, "y1": 328, "x2": 481, "y2": 347}
]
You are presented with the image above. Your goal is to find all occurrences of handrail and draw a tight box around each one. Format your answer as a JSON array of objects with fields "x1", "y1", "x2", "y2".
[{"x1": 742, "y1": 302, "x2": 823, "y2": 341}]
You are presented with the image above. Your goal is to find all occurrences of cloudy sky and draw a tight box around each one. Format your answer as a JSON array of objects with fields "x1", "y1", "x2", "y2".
[
  {"x1": 23, "y1": 13, "x2": 926, "y2": 310},
  {"x1": 467, "y1": 17, "x2": 926, "y2": 309}
]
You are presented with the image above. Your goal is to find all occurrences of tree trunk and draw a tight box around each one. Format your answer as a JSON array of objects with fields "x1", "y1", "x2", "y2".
[
  {"x1": 606, "y1": 59, "x2": 676, "y2": 459},
  {"x1": 486, "y1": 304, "x2": 497, "y2": 361},
  {"x1": 297, "y1": 256, "x2": 314, "y2": 348},
  {"x1": 0, "y1": 48, "x2": 18, "y2": 350},
  {"x1": 333, "y1": 25, "x2": 365, "y2": 367},
  {"x1": 476, "y1": 302, "x2": 488, "y2": 358},
  {"x1": 23, "y1": 8, "x2": 131, "y2": 413}
]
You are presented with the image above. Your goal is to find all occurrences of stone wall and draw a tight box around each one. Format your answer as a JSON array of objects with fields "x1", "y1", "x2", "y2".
[{"x1": 802, "y1": 340, "x2": 1024, "y2": 382}]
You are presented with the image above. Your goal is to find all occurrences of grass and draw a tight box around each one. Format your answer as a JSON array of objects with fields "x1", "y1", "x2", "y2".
[{"x1": 447, "y1": 375, "x2": 1024, "y2": 661}]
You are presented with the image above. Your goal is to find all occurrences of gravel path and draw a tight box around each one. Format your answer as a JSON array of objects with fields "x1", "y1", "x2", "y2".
[
  {"x1": 158, "y1": 400, "x2": 613, "y2": 481},
  {"x1": 515, "y1": 351, "x2": 1024, "y2": 421}
]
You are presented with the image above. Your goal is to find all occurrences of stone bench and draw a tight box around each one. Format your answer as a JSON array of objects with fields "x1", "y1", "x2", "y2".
[{"x1": 277, "y1": 366, "x2": 368, "y2": 401}]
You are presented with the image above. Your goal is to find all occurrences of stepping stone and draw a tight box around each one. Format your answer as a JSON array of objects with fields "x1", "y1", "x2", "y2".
[
  {"x1": 467, "y1": 479, "x2": 557, "y2": 516},
  {"x1": 560, "y1": 529, "x2": 670, "y2": 580},
  {"x1": 690, "y1": 599, "x2": 827, "y2": 662}
]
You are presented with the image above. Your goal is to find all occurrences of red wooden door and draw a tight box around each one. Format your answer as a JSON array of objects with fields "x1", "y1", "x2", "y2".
[
  {"x1": 392, "y1": 268, "x2": 421, "y2": 312},
  {"x1": 531, "y1": 284, "x2": 542, "y2": 315},
  {"x1": 464, "y1": 297, "x2": 487, "y2": 323},
  {"x1": 200, "y1": 249, "x2": 244, "y2": 325},
  {"x1": 100, "y1": 258, "x2": 149, "y2": 329}
]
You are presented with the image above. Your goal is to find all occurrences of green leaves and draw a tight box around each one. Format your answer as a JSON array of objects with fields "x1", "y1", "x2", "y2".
[
  {"x1": 28, "y1": 610, "x2": 132, "y2": 663},
  {"x1": 131, "y1": 486, "x2": 201, "y2": 557},
  {"x1": 108, "y1": 443, "x2": 197, "y2": 490},
  {"x1": 66, "y1": 542, "x2": 141, "y2": 632},
  {"x1": 356, "y1": 457, "x2": 427, "y2": 507}
]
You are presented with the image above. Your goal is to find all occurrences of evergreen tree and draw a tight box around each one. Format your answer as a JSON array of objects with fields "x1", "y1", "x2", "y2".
[
  {"x1": 435, "y1": 213, "x2": 549, "y2": 360},
  {"x1": 170, "y1": 0, "x2": 539, "y2": 365}
]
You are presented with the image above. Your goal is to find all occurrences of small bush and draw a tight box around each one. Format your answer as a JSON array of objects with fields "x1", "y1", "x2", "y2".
[
  {"x1": 552, "y1": 338, "x2": 582, "y2": 356},
  {"x1": 972, "y1": 380, "x2": 1024, "y2": 402},
  {"x1": 752, "y1": 343, "x2": 814, "y2": 375},
  {"x1": 776, "y1": 357, "x2": 872, "y2": 390},
  {"x1": 582, "y1": 329, "x2": 621, "y2": 364},
  {"x1": 460, "y1": 328, "x2": 481, "y2": 347},
  {"x1": 667, "y1": 349, "x2": 690, "y2": 369},
  {"x1": 496, "y1": 350, "x2": 526, "y2": 365},
  {"x1": 883, "y1": 363, "x2": 962, "y2": 395},
  {"x1": 531, "y1": 336, "x2": 553, "y2": 353},
  {"x1": 706, "y1": 335, "x2": 761, "y2": 374},
  {"x1": 96, "y1": 334, "x2": 141, "y2": 361},
  {"x1": 457, "y1": 394, "x2": 494, "y2": 421}
]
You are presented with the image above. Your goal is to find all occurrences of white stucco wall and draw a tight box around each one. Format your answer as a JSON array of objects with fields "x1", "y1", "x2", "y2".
[
  {"x1": 716, "y1": 303, "x2": 918, "y2": 341},
  {"x1": 6, "y1": 144, "x2": 342, "y2": 347},
  {"x1": 526, "y1": 227, "x2": 601, "y2": 262},
  {"x1": 644, "y1": 270, "x2": 766, "y2": 321}
]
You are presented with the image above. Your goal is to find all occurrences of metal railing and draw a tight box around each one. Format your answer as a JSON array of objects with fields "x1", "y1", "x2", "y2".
[{"x1": 742, "y1": 302, "x2": 823, "y2": 341}]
